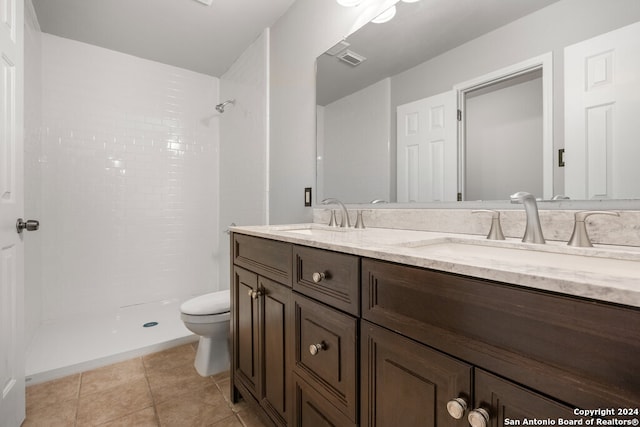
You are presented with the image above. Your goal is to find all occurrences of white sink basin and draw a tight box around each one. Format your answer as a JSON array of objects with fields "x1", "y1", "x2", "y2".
[
  {"x1": 269, "y1": 224, "x2": 359, "y2": 237},
  {"x1": 397, "y1": 238, "x2": 640, "y2": 279}
]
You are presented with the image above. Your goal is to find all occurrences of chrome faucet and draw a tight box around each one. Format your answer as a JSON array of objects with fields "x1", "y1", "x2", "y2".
[
  {"x1": 510, "y1": 191, "x2": 545, "y2": 244},
  {"x1": 321, "y1": 198, "x2": 351, "y2": 228}
]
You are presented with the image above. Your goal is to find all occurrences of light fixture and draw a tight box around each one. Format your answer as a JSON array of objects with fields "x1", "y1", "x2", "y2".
[
  {"x1": 194, "y1": 0, "x2": 213, "y2": 5},
  {"x1": 372, "y1": 5, "x2": 396, "y2": 23},
  {"x1": 336, "y1": 0, "x2": 363, "y2": 6},
  {"x1": 401, "y1": 0, "x2": 421, "y2": 3}
]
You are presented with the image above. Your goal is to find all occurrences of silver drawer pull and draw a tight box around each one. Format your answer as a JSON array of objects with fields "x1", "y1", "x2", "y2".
[
  {"x1": 468, "y1": 408, "x2": 490, "y2": 427},
  {"x1": 312, "y1": 272, "x2": 326, "y2": 283},
  {"x1": 446, "y1": 398, "x2": 468, "y2": 419},
  {"x1": 247, "y1": 289, "x2": 263, "y2": 300},
  {"x1": 309, "y1": 342, "x2": 326, "y2": 355}
]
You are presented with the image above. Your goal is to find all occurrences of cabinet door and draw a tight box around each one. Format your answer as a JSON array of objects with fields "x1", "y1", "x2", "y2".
[
  {"x1": 361, "y1": 321, "x2": 472, "y2": 427},
  {"x1": 294, "y1": 373, "x2": 357, "y2": 427},
  {"x1": 261, "y1": 276, "x2": 292, "y2": 427},
  {"x1": 233, "y1": 266, "x2": 261, "y2": 399},
  {"x1": 473, "y1": 369, "x2": 580, "y2": 427}
]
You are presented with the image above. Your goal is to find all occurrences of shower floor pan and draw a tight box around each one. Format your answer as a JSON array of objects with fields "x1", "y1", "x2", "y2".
[{"x1": 25, "y1": 298, "x2": 197, "y2": 385}]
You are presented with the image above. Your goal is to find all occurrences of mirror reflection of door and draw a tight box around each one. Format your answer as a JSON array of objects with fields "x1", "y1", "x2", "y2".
[
  {"x1": 396, "y1": 92, "x2": 457, "y2": 203},
  {"x1": 463, "y1": 70, "x2": 543, "y2": 201},
  {"x1": 564, "y1": 20, "x2": 640, "y2": 200}
]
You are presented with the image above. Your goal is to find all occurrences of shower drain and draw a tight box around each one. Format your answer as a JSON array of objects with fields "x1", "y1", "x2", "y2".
[{"x1": 143, "y1": 322, "x2": 159, "y2": 328}]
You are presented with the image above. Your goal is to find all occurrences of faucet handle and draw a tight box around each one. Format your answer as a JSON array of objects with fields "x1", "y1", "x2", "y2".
[
  {"x1": 328, "y1": 210, "x2": 338, "y2": 227},
  {"x1": 568, "y1": 211, "x2": 619, "y2": 247},
  {"x1": 354, "y1": 210, "x2": 366, "y2": 229},
  {"x1": 472, "y1": 210, "x2": 505, "y2": 240}
]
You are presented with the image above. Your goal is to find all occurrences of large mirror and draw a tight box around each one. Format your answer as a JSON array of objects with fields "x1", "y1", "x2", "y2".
[{"x1": 316, "y1": 0, "x2": 640, "y2": 205}]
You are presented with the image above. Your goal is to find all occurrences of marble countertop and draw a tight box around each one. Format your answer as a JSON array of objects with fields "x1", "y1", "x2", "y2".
[{"x1": 230, "y1": 223, "x2": 640, "y2": 308}]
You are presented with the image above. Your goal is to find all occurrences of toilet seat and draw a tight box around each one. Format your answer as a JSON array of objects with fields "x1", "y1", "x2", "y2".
[{"x1": 180, "y1": 290, "x2": 230, "y2": 316}]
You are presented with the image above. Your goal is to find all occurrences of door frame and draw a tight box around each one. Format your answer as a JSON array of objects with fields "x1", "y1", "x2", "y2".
[{"x1": 453, "y1": 53, "x2": 553, "y2": 200}]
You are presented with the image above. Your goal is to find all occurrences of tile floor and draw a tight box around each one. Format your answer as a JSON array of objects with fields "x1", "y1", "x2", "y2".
[{"x1": 23, "y1": 343, "x2": 270, "y2": 427}]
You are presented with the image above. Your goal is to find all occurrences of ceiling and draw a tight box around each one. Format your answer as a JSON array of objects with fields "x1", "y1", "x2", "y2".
[
  {"x1": 31, "y1": 0, "x2": 297, "y2": 77},
  {"x1": 317, "y1": 0, "x2": 560, "y2": 106}
]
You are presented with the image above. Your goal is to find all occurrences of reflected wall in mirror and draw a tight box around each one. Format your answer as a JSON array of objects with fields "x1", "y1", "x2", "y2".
[{"x1": 316, "y1": 0, "x2": 640, "y2": 204}]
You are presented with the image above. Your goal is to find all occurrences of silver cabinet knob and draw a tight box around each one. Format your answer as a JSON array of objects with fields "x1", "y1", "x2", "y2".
[
  {"x1": 247, "y1": 289, "x2": 262, "y2": 300},
  {"x1": 16, "y1": 218, "x2": 40, "y2": 234},
  {"x1": 446, "y1": 398, "x2": 468, "y2": 419},
  {"x1": 312, "y1": 272, "x2": 326, "y2": 283},
  {"x1": 468, "y1": 408, "x2": 490, "y2": 427},
  {"x1": 309, "y1": 342, "x2": 326, "y2": 355}
]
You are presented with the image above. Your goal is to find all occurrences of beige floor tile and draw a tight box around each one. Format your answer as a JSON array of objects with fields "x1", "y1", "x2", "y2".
[
  {"x1": 149, "y1": 372, "x2": 218, "y2": 405},
  {"x1": 22, "y1": 398, "x2": 77, "y2": 427},
  {"x1": 146, "y1": 357, "x2": 213, "y2": 395},
  {"x1": 210, "y1": 370, "x2": 230, "y2": 384},
  {"x1": 26, "y1": 373, "x2": 81, "y2": 413},
  {"x1": 155, "y1": 387, "x2": 235, "y2": 427},
  {"x1": 142, "y1": 343, "x2": 195, "y2": 372},
  {"x1": 80, "y1": 358, "x2": 146, "y2": 396},
  {"x1": 214, "y1": 378, "x2": 247, "y2": 414},
  {"x1": 208, "y1": 414, "x2": 244, "y2": 427},
  {"x1": 76, "y1": 377, "x2": 153, "y2": 426},
  {"x1": 97, "y1": 406, "x2": 159, "y2": 427},
  {"x1": 236, "y1": 409, "x2": 272, "y2": 427}
]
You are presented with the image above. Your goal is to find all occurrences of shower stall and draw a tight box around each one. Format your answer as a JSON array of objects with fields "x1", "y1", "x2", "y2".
[{"x1": 24, "y1": 18, "x2": 222, "y2": 384}]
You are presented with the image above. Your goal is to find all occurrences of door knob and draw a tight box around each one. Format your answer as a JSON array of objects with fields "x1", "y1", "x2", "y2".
[{"x1": 16, "y1": 218, "x2": 40, "y2": 234}]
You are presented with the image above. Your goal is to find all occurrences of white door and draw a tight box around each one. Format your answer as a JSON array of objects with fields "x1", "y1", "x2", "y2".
[
  {"x1": 0, "y1": 0, "x2": 25, "y2": 425},
  {"x1": 565, "y1": 21, "x2": 640, "y2": 199},
  {"x1": 397, "y1": 91, "x2": 456, "y2": 202}
]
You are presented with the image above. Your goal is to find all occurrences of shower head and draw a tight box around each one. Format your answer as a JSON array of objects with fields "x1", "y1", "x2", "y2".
[{"x1": 215, "y1": 100, "x2": 235, "y2": 113}]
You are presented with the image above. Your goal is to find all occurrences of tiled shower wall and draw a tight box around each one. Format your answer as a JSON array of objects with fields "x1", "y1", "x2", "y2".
[{"x1": 40, "y1": 34, "x2": 220, "y2": 321}]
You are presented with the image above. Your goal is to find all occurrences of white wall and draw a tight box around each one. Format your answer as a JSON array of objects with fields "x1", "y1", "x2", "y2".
[
  {"x1": 320, "y1": 78, "x2": 390, "y2": 203},
  {"x1": 40, "y1": 34, "x2": 220, "y2": 321},
  {"x1": 269, "y1": 0, "x2": 397, "y2": 223},
  {"x1": 219, "y1": 29, "x2": 270, "y2": 288},
  {"x1": 24, "y1": 0, "x2": 43, "y2": 348}
]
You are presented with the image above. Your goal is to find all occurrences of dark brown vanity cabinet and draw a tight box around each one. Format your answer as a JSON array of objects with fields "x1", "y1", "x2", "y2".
[
  {"x1": 361, "y1": 257, "x2": 640, "y2": 426},
  {"x1": 232, "y1": 234, "x2": 294, "y2": 427},
  {"x1": 231, "y1": 233, "x2": 640, "y2": 427}
]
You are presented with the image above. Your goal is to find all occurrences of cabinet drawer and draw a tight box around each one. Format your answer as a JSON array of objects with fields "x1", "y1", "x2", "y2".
[
  {"x1": 294, "y1": 373, "x2": 357, "y2": 427},
  {"x1": 294, "y1": 245, "x2": 359, "y2": 315},
  {"x1": 293, "y1": 294, "x2": 358, "y2": 423},
  {"x1": 233, "y1": 234, "x2": 292, "y2": 286},
  {"x1": 362, "y1": 257, "x2": 640, "y2": 408}
]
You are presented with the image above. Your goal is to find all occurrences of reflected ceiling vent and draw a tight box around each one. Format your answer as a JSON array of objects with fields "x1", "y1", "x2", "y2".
[
  {"x1": 326, "y1": 40, "x2": 350, "y2": 56},
  {"x1": 338, "y1": 50, "x2": 366, "y2": 66}
]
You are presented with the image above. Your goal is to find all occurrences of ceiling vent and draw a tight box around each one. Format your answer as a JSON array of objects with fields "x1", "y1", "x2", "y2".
[
  {"x1": 325, "y1": 40, "x2": 350, "y2": 56},
  {"x1": 338, "y1": 50, "x2": 367, "y2": 66}
]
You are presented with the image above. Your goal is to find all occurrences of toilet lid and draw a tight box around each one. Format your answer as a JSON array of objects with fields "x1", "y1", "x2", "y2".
[{"x1": 180, "y1": 290, "x2": 230, "y2": 315}]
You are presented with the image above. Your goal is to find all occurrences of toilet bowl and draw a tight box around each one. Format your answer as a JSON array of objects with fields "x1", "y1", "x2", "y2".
[{"x1": 180, "y1": 289, "x2": 230, "y2": 377}]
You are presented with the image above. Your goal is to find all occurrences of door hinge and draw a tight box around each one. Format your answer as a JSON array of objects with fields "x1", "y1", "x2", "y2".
[
  {"x1": 558, "y1": 149, "x2": 565, "y2": 167},
  {"x1": 457, "y1": 109, "x2": 462, "y2": 121},
  {"x1": 457, "y1": 192, "x2": 462, "y2": 201}
]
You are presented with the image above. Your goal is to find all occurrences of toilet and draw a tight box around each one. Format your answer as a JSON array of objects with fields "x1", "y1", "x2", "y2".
[{"x1": 180, "y1": 289, "x2": 230, "y2": 377}]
